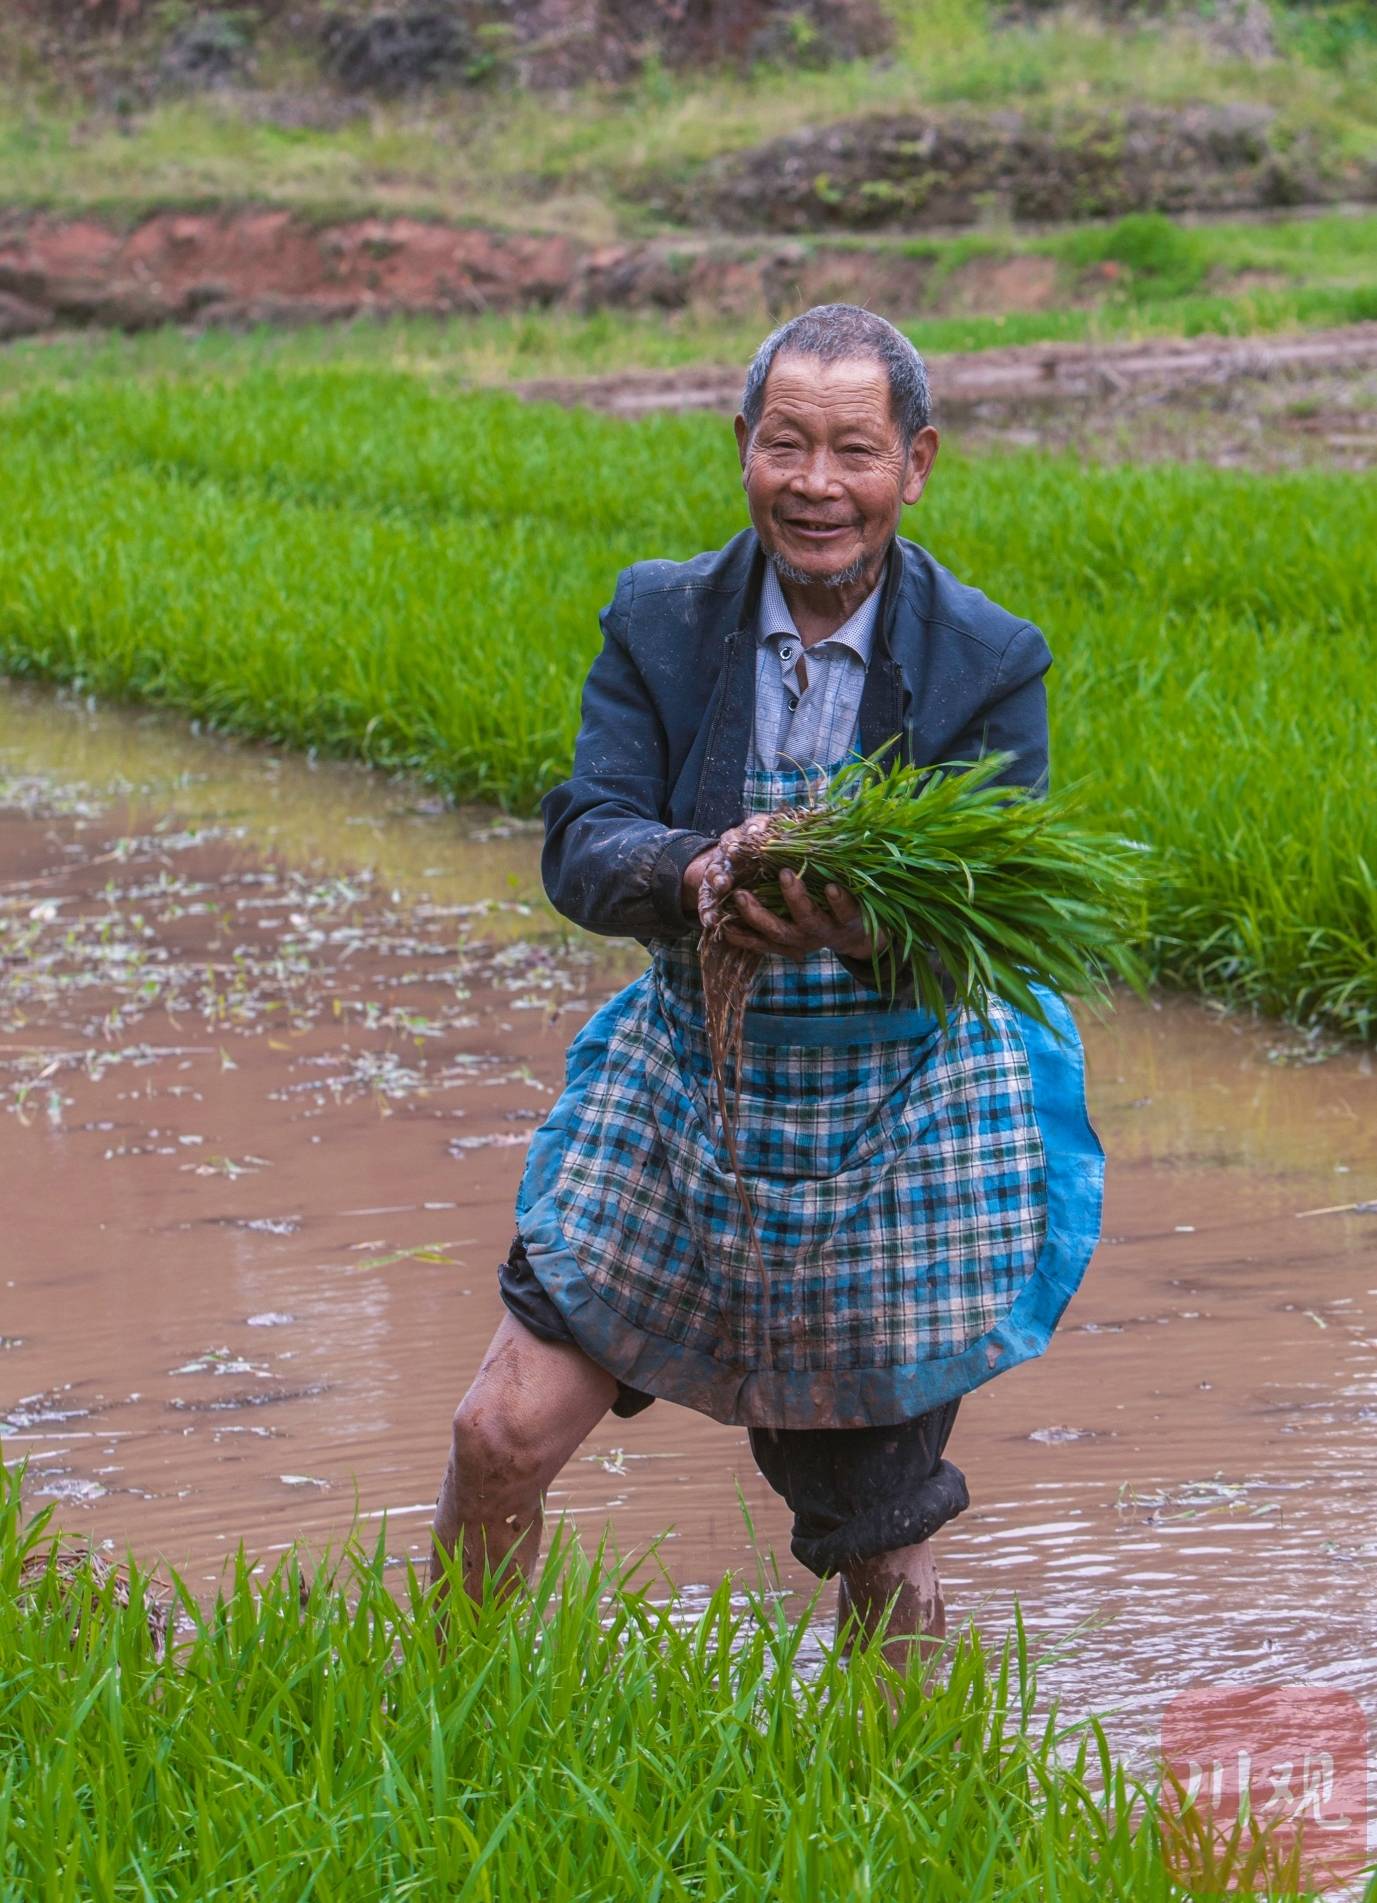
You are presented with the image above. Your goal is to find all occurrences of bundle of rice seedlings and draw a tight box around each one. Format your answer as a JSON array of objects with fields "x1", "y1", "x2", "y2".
[
  {"x1": 706, "y1": 749, "x2": 1149, "y2": 1033},
  {"x1": 699, "y1": 752, "x2": 1149, "y2": 1341}
]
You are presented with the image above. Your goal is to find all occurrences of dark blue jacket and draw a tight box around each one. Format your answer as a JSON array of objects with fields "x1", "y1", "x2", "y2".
[{"x1": 542, "y1": 527, "x2": 1051, "y2": 944}]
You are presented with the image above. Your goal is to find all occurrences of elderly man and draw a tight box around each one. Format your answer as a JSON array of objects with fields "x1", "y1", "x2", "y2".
[{"x1": 431, "y1": 305, "x2": 1102, "y2": 1658}]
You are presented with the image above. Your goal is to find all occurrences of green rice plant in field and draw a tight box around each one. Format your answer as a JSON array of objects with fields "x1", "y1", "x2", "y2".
[
  {"x1": 933, "y1": 450, "x2": 1377, "y2": 1040},
  {"x1": 0, "y1": 1465, "x2": 1215, "y2": 1900},
  {"x1": 0, "y1": 370, "x2": 1374, "y2": 1037}
]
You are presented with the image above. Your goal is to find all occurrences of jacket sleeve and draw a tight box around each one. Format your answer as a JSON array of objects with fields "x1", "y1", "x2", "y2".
[
  {"x1": 947, "y1": 619, "x2": 1052, "y2": 793},
  {"x1": 540, "y1": 570, "x2": 717, "y2": 941}
]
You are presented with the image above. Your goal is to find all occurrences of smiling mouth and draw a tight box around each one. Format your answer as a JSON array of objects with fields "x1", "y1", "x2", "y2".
[{"x1": 785, "y1": 519, "x2": 854, "y2": 538}]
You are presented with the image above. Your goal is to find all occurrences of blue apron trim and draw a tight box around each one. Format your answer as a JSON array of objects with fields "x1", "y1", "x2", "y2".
[
  {"x1": 515, "y1": 976, "x2": 1103, "y2": 1430},
  {"x1": 738, "y1": 1006, "x2": 940, "y2": 1048}
]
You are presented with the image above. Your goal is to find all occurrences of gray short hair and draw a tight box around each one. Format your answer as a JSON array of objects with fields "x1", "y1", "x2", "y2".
[{"x1": 741, "y1": 304, "x2": 932, "y2": 441}]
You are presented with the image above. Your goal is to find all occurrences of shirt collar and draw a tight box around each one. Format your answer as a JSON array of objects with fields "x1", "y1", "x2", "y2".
[{"x1": 756, "y1": 560, "x2": 883, "y2": 660}]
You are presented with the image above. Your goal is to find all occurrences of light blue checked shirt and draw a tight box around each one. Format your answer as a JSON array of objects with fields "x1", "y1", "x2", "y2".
[{"x1": 753, "y1": 561, "x2": 883, "y2": 771}]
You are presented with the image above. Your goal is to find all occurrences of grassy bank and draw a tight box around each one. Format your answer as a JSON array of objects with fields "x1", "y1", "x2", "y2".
[
  {"x1": 0, "y1": 1469, "x2": 1203, "y2": 1900},
  {"x1": 3, "y1": 4, "x2": 1375, "y2": 235},
  {"x1": 1, "y1": 369, "x2": 1374, "y2": 1038}
]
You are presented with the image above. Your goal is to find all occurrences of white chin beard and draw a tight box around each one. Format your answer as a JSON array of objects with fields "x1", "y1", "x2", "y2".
[{"x1": 771, "y1": 551, "x2": 870, "y2": 590}]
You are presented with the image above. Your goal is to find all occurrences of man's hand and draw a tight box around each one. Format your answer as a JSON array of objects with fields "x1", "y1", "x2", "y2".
[{"x1": 682, "y1": 819, "x2": 889, "y2": 964}]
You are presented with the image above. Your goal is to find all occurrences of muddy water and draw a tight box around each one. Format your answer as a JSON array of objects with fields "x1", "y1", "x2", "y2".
[{"x1": 3, "y1": 684, "x2": 1376, "y2": 1760}]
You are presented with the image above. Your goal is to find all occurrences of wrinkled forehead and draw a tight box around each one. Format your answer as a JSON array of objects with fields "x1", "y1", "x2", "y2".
[{"x1": 755, "y1": 351, "x2": 899, "y2": 432}]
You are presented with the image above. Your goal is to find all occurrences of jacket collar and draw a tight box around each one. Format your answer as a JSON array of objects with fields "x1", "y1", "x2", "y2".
[
  {"x1": 689, "y1": 530, "x2": 764, "y2": 833},
  {"x1": 692, "y1": 532, "x2": 911, "y2": 831},
  {"x1": 857, "y1": 538, "x2": 907, "y2": 762}
]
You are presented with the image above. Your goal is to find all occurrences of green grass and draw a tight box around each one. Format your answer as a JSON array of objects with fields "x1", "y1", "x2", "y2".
[
  {"x1": 0, "y1": 1465, "x2": 1236, "y2": 1900},
  {"x1": 1, "y1": 367, "x2": 1374, "y2": 1038},
  {"x1": 1, "y1": 3, "x2": 1375, "y2": 234}
]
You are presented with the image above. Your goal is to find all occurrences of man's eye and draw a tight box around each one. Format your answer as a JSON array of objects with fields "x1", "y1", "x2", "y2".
[{"x1": 840, "y1": 444, "x2": 873, "y2": 456}]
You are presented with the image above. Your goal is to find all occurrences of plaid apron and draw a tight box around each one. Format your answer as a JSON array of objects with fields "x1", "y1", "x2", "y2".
[{"x1": 516, "y1": 761, "x2": 1104, "y2": 1429}]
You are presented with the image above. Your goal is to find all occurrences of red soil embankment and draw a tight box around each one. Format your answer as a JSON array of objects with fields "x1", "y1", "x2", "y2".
[
  {"x1": 0, "y1": 211, "x2": 582, "y2": 334},
  {"x1": 0, "y1": 208, "x2": 1064, "y2": 338}
]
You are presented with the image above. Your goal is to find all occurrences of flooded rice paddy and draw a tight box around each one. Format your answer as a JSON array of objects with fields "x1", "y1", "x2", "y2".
[{"x1": 3, "y1": 682, "x2": 1375, "y2": 1762}]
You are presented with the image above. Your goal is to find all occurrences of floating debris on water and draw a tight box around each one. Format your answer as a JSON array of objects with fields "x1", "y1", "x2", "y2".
[
  {"x1": 32, "y1": 1474, "x2": 108, "y2": 1504},
  {"x1": 354, "y1": 1242, "x2": 467, "y2": 1270},
  {"x1": 167, "y1": 1386, "x2": 325, "y2": 1413},
  {"x1": 1115, "y1": 1475, "x2": 1287, "y2": 1524},
  {"x1": 180, "y1": 1155, "x2": 272, "y2": 1179},
  {"x1": 169, "y1": 1349, "x2": 274, "y2": 1377},
  {"x1": 2, "y1": 1394, "x2": 93, "y2": 1430}
]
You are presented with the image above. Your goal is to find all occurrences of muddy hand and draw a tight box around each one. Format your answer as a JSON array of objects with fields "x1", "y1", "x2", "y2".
[
  {"x1": 725, "y1": 870, "x2": 888, "y2": 963},
  {"x1": 685, "y1": 820, "x2": 887, "y2": 963},
  {"x1": 690, "y1": 815, "x2": 776, "y2": 935}
]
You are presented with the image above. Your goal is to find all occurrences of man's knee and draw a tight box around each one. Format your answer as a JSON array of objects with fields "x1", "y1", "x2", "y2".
[{"x1": 450, "y1": 1391, "x2": 549, "y2": 1503}]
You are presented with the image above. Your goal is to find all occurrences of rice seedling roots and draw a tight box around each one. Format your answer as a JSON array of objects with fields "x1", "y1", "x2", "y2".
[{"x1": 700, "y1": 821, "x2": 778, "y2": 1366}]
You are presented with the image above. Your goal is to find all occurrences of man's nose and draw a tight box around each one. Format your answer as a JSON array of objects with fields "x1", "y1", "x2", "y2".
[{"x1": 788, "y1": 449, "x2": 842, "y2": 497}]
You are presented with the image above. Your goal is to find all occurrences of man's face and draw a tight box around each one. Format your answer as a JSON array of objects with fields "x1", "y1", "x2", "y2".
[{"x1": 734, "y1": 352, "x2": 939, "y2": 588}]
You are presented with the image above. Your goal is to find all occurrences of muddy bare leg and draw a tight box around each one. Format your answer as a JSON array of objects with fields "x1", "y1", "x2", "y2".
[
  {"x1": 836, "y1": 1539, "x2": 946, "y2": 1674},
  {"x1": 431, "y1": 1312, "x2": 618, "y2": 1600}
]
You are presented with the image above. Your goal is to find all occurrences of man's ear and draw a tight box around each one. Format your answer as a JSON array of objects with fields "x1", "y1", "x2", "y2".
[
  {"x1": 902, "y1": 426, "x2": 940, "y2": 506},
  {"x1": 734, "y1": 412, "x2": 750, "y2": 473}
]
